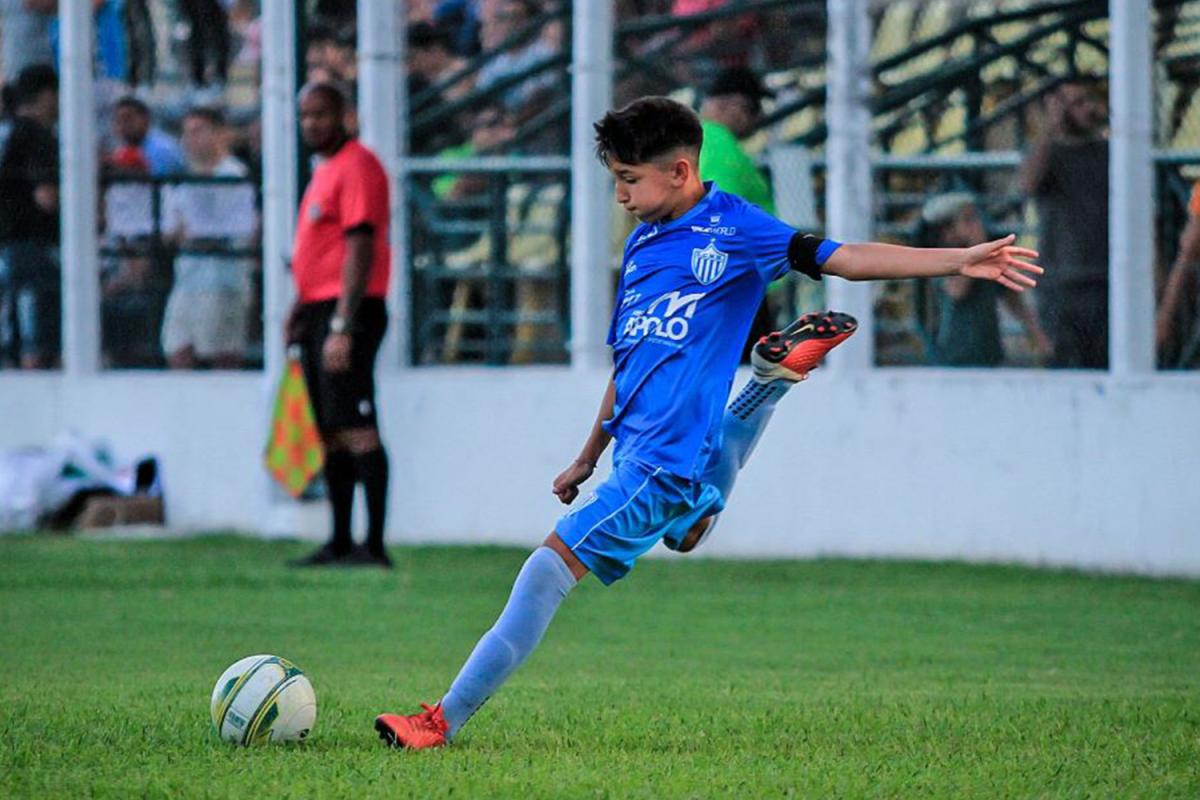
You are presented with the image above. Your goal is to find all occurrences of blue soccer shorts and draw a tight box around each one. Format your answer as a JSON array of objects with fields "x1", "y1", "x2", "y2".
[{"x1": 554, "y1": 459, "x2": 725, "y2": 585}]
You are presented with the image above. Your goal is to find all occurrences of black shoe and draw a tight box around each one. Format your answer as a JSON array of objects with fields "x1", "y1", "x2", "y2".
[
  {"x1": 288, "y1": 542, "x2": 352, "y2": 567},
  {"x1": 345, "y1": 543, "x2": 393, "y2": 569}
]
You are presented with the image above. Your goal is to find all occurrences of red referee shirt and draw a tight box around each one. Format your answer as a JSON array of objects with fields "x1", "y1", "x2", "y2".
[{"x1": 292, "y1": 139, "x2": 390, "y2": 304}]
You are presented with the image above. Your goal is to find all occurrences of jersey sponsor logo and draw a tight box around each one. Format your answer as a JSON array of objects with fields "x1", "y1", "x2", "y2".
[
  {"x1": 691, "y1": 240, "x2": 729, "y2": 285},
  {"x1": 624, "y1": 260, "x2": 638, "y2": 276},
  {"x1": 623, "y1": 290, "x2": 707, "y2": 342},
  {"x1": 689, "y1": 224, "x2": 737, "y2": 236}
]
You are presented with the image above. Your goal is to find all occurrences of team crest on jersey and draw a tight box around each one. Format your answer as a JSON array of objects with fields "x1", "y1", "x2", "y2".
[{"x1": 691, "y1": 240, "x2": 728, "y2": 285}]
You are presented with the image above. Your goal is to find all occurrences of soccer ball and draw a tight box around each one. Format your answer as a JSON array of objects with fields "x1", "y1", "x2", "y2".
[{"x1": 210, "y1": 654, "x2": 317, "y2": 745}]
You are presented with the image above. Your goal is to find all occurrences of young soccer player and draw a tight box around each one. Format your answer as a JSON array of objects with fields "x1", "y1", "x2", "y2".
[{"x1": 375, "y1": 97, "x2": 1042, "y2": 749}]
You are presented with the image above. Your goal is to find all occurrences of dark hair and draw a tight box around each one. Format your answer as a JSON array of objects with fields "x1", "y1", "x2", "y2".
[
  {"x1": 409, "y1": 21, "x2": 453, "y2": 51},
  {"x1": 182, "y1": 105, "x2": 226, "y2": 128},
  {"x1": 333, "y1": 24, "x2": 356, "y2": 49},
  {"x1": 114, "y1": 95, "x2": 151, "y2": 117},
  {"x1": 307, "y1": 22, "x2": 336, "y2": 46},
  {"x1": 299, "y1": 81, "x2": 350, "y2": 116},
  {"x1": 593, "y1": 96, "x2": 703, "y2": 167},
  {"x1": 14, "y1": 64, "x2": 58, "y2": 107},
  {"x1": 503, "y1": 0, "x2": 541, "y2": 18}
]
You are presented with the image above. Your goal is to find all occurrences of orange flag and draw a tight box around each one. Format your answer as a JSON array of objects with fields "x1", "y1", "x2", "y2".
[{"x1": 264, "y1": 358, "x2": 325, "y2": 497}]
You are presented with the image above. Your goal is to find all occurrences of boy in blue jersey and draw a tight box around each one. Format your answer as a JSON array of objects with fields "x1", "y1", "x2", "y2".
[{"x1": 375, "y1": 97, "x2": 1042, "y2": 749}]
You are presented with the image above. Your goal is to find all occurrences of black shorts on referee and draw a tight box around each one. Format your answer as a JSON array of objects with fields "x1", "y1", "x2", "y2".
[{"x1": 296, "y1": 297, "x2": 388, "y2": 432}]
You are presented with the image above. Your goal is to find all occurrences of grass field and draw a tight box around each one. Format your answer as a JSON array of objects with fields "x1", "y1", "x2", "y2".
[{"x1": 1, "y1": 534, "x2": 1198, "y2": 798}]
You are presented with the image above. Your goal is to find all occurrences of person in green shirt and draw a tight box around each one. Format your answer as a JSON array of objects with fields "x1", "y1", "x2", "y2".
[
  {"x1": 698, "y1": 67, "x2": 778, "y2": 357},
  {"x1": 698, "y1": 67, "x2": 775, "y2": 212}
]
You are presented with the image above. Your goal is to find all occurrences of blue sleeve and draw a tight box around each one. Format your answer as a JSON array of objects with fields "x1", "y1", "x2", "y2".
[
  {"x1": 741, "y1": 204, "x2": 798, "y2": 283},
  {"x1": 741, "y1": 202, "x2": 841, "y2": 282}
]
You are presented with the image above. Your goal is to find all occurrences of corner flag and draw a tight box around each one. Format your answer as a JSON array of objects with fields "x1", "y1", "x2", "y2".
[{"x1": 264, "y1": 357, "x2": 324, "y2": 497}]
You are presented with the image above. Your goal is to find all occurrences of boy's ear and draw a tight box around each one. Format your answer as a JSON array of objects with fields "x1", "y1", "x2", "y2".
[{"x1": 671, "y1": 156, "x2": 692, "y2": 186}]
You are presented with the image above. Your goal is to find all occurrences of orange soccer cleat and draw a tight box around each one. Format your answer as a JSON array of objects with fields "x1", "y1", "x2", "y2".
[
  {"x1": 375, "y1": 703, "x2": 450, "y2": 750},
  {"x1": 751, "y1": 311, "x2": 858, "y2": 382}
]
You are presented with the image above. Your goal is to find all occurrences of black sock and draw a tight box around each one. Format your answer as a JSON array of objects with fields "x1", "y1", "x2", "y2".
[
  {"x1": 354, "y1": 448, "x2": 389, "y2": 553},
  {"x1": 324, "y1": 450, "x2": 356, "y2": 553}
]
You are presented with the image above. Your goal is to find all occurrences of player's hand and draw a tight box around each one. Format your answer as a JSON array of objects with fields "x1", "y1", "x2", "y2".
[
  {"x1": 552, "y1": 459, "x2": 595, "y2": 505},
  {"x1": 959, "y1": 234, "x2": 1043, "y2": 292},
  {"x1": 322, "y1": 332, "x2": 352, "y2": 373}
]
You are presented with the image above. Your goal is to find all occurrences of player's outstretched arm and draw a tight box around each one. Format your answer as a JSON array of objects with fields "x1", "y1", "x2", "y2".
[
  {"x1": 823, "y1": 235, "x2": 1043, "y2": 292},
  {"x1": 552, "y1": 376, "x2": 616, "y2": 505}
]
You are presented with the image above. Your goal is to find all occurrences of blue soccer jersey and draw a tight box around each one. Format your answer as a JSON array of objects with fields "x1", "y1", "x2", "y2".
[{"x1": 603, "y1": 183, "x2": 840, "y2": 480}]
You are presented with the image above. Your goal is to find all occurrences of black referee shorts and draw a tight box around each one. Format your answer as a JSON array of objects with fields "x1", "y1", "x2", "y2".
[{"x1": 296, "y1": 298, "x2": 388, "y2": 433}]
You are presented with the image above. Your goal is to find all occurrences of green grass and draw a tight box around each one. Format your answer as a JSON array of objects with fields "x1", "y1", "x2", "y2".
[{"x1": 1, "y1": 535, "x2": 1198, "y2": 798}]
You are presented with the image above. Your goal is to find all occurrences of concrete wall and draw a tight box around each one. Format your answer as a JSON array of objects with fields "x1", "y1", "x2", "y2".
[{"x1": 2, "y1": 367, "x2": 1197, "y2": 576}]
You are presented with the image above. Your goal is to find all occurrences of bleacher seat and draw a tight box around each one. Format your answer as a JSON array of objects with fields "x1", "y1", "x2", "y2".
[
  {"x1": 872, "y1": 1, "x2": 917, "y2": 63},
  {"x1": 1171, "y1": 89, "x2": 1200, "y2": 150}
]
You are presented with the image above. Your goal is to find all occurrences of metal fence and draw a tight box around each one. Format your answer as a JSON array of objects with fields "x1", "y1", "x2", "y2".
[
  {"x1": 406, "y1": 157, "x2": 570, "y2": 366},
  {"x1": 98, "y1": 174, "x2": 262, "y2": 369}
]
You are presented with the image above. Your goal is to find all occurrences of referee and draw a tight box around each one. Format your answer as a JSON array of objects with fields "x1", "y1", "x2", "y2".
[{"x1": 286, "y1": 82, "x2": 392, "y2": 568}]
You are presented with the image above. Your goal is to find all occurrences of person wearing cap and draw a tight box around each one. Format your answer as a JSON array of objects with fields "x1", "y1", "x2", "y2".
[
  {"x1": 697, "y1": 66, "x2": 774, "y2": 213},
  {"x1": 918, "y1": 193, "x2": 1051, "y2": 367}
]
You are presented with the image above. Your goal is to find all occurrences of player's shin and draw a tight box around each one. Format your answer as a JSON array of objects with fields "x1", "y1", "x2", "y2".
[
  {"x1": 439, "y1": 546, "x2": 577, "y2": 737},
  {"x1": 710, "y1": 378, "x2": 792, "y2": 497},
  {"x1": 682, "y1": 379, "x2": 792, "y2": 552}
]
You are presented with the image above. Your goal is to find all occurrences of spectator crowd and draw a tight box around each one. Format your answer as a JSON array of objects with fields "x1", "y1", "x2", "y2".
[{"x1": 2, "y1": 1, "x2": 1198, "y2": 370}]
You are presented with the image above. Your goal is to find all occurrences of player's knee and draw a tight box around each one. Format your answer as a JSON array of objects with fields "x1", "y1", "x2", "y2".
[
  {"x1": 542, "y1": 531, "x2": 589, "y2": 581},
  {"x1": 332, "y1": 427, "x2": 382, "y2": 453},
  {"x1": 677, "y1": 517, "x2": 714, "y2": 554}
]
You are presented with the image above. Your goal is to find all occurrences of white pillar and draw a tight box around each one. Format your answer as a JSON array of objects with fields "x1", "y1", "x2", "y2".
[
  {"x1": 570, "y1": 0, "x2": 614, "y2": 371},
  {"x1": 825, "y1": 0, "x2": 874, "y2": 370},
  {"x1": 261, "y1": 0, "x2": 299, "y2": 381},
  {"x1": 359, "y1": 0, "x2": 408, "y2": 367},
  {"x1": 59, "y1": 0, "x2": 98, "y2": 374},
  {"x1": 1109, "y1": 0, "x2": 1154, "y2": 375}
]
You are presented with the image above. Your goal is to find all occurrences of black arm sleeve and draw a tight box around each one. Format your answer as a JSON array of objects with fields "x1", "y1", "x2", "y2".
[{"x1": 788, "y1": 233, "x2": 826, "y2": 281}]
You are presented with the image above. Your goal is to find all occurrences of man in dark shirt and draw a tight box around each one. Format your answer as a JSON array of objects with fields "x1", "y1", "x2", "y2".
[
  {"x1": 0, "y1": 64, "x2": 60, "y2": 369},
  {"x1": 1020, "y1": 77, "x2": 1109, "y2": 369}
]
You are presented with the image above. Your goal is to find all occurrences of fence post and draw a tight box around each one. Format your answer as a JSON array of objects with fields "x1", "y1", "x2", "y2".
[
  {"x1": 1109, "y1": 0, "x2": 1154, "y2": 375},
  {"x1": 570, "y1": 0, "x2": 614, "y2": 371},
  {"x1": 826, "y1": 0, "x2": 874, "y2": 371},
  {"x1": 59, "y1": 0, "x2": 99, "y2": 374},
  {"x1": 359, "y1": 0, "x2": 408, "y2": 368},
  {"x1": 261, "y1": 0, "x2": 299, "y2": 382}
]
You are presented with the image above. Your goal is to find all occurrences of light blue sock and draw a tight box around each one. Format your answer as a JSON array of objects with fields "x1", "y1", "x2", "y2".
[
  {"x1": 689, "y1": 379, "x2": 792, "y2": 549},
  {"x1": 706, "y1": 378, "x2": 792, "y2": 498},
  {"x1": 440, "y1": 546, "x2": 575, "y2": 737}
]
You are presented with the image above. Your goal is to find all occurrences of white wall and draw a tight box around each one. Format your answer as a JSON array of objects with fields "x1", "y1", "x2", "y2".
[{"x1": 2, "y1": 368, "x2": 1197, "y2": 576}]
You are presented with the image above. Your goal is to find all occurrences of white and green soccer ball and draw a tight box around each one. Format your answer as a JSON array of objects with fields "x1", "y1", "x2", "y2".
[{"x1": 210, "y1": 655, "x2": 317, "y2": 745}]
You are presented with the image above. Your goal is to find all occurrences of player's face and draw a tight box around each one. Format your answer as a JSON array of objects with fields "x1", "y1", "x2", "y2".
[
  {"x1": 608, "y1": 158, "x2": 685, "y2": 223},
  {"x1": 299, "y1": 91, "x2": 343, "y2": 152}
]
